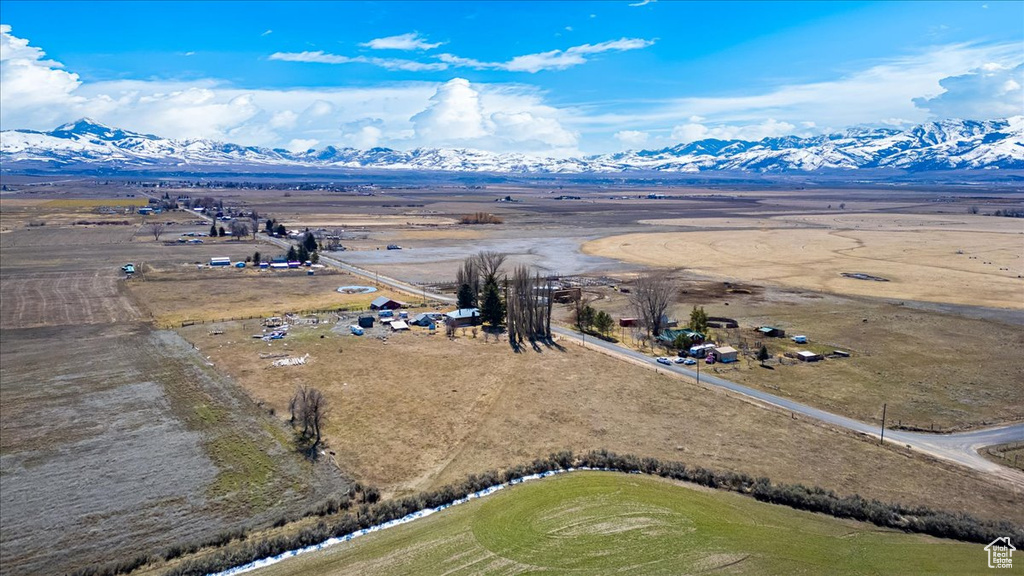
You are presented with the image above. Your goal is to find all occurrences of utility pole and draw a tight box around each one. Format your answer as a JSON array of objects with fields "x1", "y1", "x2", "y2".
[
  {"x1": 696, "y1": 355, "x2": 700, "y2": 385},
  {"x1": 880, "y1": 403, "x2": 887, "y2": 445}
]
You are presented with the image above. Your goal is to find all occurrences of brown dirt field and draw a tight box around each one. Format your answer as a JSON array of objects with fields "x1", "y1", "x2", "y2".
[
  {"x1": 583, "y1": 225, "x2": 1024, "y2": 309},
  {"x1": 0, "y1": 270, "x2": 144, "y2": 328},
  {"x1": 181, "y1": 322, "x2": 1023, "y2": 525}
]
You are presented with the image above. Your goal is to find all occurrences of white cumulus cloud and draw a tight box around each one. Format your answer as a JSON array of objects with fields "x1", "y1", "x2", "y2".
[
  {"x1": 361, "y1": 32, "x2": 443, "y2": 51},
  {"x1": 670, "y1": 119, "x2": 798, "y2": 143},
  {"x1": 614, "y1": 130, "x2": 649, "y2": 147},
  {"x1": 409, "y1": 78, "x2": 578, "y2": 152},
  {"x1": 0, "y1": 24, "x2": 85, "y2": 129},
  {"x1": 913, "y1": 62, "x2": 1024, "y2": 120}
]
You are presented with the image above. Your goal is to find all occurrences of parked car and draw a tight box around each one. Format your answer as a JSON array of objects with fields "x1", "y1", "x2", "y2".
[
  {"x1": 656, "y1": 357, "x2": 672, "y2": 366},
  {"x1": 673, "y1": 357, "x2": 686, "y2": 364},
  {"x1": 682, "y1": 358, "x2": 697, "y2": 365}
]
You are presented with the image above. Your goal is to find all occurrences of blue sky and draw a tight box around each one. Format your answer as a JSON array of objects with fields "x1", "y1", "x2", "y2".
[{"x1": 1, "y1": 1, "x2": 1021, "y2": 154}]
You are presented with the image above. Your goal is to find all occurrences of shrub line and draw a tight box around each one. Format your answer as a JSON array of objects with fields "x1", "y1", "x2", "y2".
[{"x1": 76, "y1": 450, "x2": 1024, "y2": 576}]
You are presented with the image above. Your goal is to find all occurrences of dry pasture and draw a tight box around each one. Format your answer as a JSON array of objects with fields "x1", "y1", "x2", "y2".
[
  {"x1": 583, "y1": 220, "x2": 1024, "y2": 308},
  {"x1": 181, "y1": 322, "x2": 1023, "y2": 525}
]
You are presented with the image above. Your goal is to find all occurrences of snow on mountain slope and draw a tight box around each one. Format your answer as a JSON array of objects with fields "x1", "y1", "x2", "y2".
[{"x1": 2, "y1": 117, "x2": 1021, "y2": 173}]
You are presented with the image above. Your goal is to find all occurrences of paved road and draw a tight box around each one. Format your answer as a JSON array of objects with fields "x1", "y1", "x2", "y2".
[{"x1": 251, "y1": 229, "x2": 1024, "y2": 484}]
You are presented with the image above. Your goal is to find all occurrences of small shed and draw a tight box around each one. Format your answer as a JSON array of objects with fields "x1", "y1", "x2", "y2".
[
  {"x1": 619, "y1": 317, "x2": 639, "y2": 327},
  {"x1": 389, "y1": 320, "x2": 410, "y2": 331},
  {"x1": 791, "y1": 335, "x2": 808, "y2": 344},
  {"x1": 712, "y1": 346, "x2": 739, "y2": 363},
  {"x1": 797, "y1": 351, "x2": 822, "y2": 362},
  {"x1": 357, "y1": 315, "x2": 374, "y2": 328},
  {"x1": 445, "y1": 308, "x2": 480, "y2": 327},
  {"x1": 757, "y1": 326, "x2": 786, "y2": 338},
  {"x1": 370, "y1": 296, "x2": 405, "y2": 310}
]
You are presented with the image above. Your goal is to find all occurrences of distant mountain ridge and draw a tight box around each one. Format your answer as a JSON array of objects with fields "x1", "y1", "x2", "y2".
[{"x1": 2, "y1": 116, "x2": 1022, "y2": 173}]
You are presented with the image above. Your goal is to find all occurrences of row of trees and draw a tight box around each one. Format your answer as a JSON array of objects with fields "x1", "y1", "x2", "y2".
[
  {"x1": 572, "y1": 297, "x2": 615, "y2": 337},
  {"x1": 505, "y1": 265, "x2": 554, "y2": 346},
  {"x1": 451, "y1": 252, "x2": 554, "y2": 346}
]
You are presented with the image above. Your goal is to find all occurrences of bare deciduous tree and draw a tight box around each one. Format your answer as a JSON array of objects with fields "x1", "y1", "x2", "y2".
[
  {"x1": 289, "y1": 385, "x2": 328, "y2": 456},
  {"x1": 628, "y1": 270, "x2": 675, "y2": 337},
  {"x1": 147, "y1": 221, "x2": 166, "y2": 241},
  {"x1": 474, "y1": 251, "x2": 507, "y2": 281},
  {"x1": 229, "y1": 219, "x2": 250, "y2": 241},
  {"x1": 505, "y1": 265, "x2": 552, "y2": 348}
]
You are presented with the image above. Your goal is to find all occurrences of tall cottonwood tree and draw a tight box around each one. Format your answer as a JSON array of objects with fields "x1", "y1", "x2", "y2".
[
  {"x1": 505, "y1": 265, "x2": 552, "y2": 347},
  {"x1": 628, "y1": 270, "x2": 675, "y2": 337}
]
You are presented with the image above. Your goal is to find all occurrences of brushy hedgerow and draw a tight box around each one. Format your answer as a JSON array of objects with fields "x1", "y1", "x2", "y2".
[{"x1": 77, "y1": 450, "x2": 1023, "y2": 576}]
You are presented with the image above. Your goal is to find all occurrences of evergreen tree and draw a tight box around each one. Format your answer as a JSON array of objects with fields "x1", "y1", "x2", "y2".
[
  {"x1": 297, "y1": 244, "x2": 310, "y2": 263},
  {"x1": 457, "y1": 283, "x2": 476, "y2": 309},
  {"x1": 265, "y1": 219, "x2": 275, "y2": 235},
  {"x1": 218, "y1": 226, "x2": 226, "y2": 237},
  {"x1": 275, "y1": 223, "x2": 287, "y2": 236},
  {"x1": 480, "y1": 278, "x2": 504, "y2": 327},
  {"x1": 253, "y1": 251, "x2": 261, "y2": 264},
  {"x1": 286, "y1": 246, "x2": 298, "y2": 261},
  {"x1": 594, "y1": 310, "x2": 614, "y2": 336},
  {"x1": 303, "y1": 231, "x2": 318, "y2": 253},
  {"x1": 209, "y1": 223, "x2": 217, "y2": 237},
  {"x1": 757, "y1": 345, "x2": 770, "y2": 366},
  {"x1": 688, "y1": 306, "x2": 709, "y2": 334}
]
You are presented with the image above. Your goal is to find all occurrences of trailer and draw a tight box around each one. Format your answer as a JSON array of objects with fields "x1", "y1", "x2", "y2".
[{"x1": 209, "y1": 257, "x2": 231, "y2": 267}]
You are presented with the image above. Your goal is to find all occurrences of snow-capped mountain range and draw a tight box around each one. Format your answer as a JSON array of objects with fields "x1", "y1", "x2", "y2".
[{"x1": 2, "y1": 117, "x2": 1022, "y2": 173}]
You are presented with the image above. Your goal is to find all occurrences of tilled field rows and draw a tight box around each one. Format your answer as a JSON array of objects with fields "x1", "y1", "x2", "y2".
[{"x1": 0, "y1": 270, "x2": 143, "y2": 328}]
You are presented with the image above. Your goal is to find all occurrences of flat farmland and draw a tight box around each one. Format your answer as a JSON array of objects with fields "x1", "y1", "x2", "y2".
[
  {"x1": 581, "y1": 279, "x2": 1024, "y2": 431},
  {"x1": 583, "y1": 216, "x2": 1024, "y2": 309},
  {"x1": 181, "y1": 321, "x2": 1023, "y2": 525},
  {"x1": 0, "y1": 220, "x2": 347, "y2": 575},
  {"x1": 130, "y1": 266, "x2": 415, "y2": 327}
]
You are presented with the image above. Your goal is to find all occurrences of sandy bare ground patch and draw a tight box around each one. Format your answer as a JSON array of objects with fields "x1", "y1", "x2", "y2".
[
  {"x1": 583, "y1": 227, "x2": 1024, "y2": 308},
  {"x1": 182, "y1": 323, "x2": 1023, "y2": 525}
]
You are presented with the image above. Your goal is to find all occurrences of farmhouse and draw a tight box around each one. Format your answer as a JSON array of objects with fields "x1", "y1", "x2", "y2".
[
  {"x1": 712, "y1": 346, "x2": 739, "y2": 363},
  {"x1": 797, "y1": 351, "x2": 822, "y2": 362},
  {"x1": 370, "y1": 296, "x2": 405, "y2": 310},
  {"x1": 445, "y1": 308, "x2": 480, "y2": 327},
  {"x1": 410, "y1": 312, "x2": 444, "y2": 326}
]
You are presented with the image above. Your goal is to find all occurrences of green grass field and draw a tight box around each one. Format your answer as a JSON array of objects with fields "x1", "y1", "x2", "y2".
[{"x1": 255, "y1": 472, "x2": 987, "y2": 575}]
